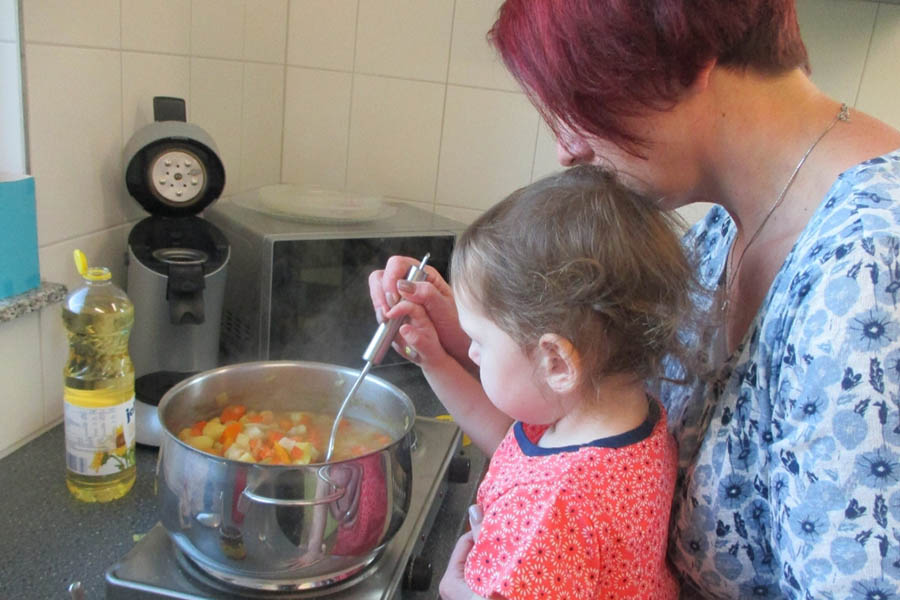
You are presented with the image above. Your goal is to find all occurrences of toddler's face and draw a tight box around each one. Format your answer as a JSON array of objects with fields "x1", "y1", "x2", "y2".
[{"x1": 455, "y1": 293, "x2": 561, "y2": 425}]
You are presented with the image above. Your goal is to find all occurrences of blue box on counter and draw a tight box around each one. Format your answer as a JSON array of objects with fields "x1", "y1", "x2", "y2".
[{"x1": 0, "y1": 174, "x2": 40, "y2": 300}]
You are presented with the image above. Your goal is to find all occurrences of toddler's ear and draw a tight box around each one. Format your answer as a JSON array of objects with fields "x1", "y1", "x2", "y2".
[{"x1": 537, "y1": 333, "x2": 580, "y2": 393}]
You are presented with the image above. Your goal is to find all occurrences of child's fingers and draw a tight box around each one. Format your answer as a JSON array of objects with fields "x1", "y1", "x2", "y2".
[{"x1": 438, "y1": 531, "x2": 476, "y2": 600}]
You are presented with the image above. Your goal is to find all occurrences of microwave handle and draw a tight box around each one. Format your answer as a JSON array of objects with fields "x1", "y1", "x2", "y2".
[{"x1": 362, "y1": 253, "x2": 431, "y2": 364}]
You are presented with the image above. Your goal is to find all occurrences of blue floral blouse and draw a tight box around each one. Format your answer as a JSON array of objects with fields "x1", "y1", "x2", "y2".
[{"x1": 661, "y1": 150, "x2": 900, "y2": 599}]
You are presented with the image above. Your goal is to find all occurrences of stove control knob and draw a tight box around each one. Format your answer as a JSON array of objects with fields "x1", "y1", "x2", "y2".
[
  {"x1": 403, "y1": 555, "x2": 433, "y2": 591},
  {"x1": 448, "y1": 455, "x2": 471, "y2": 484}
]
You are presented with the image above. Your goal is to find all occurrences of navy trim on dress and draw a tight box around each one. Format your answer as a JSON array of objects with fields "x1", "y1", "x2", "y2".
[{"x1": 515, "y1": 398, "x2": 660, "y2": 456}]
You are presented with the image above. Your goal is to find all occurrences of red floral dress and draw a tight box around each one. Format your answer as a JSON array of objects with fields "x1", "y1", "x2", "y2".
[{"x1": 464, "y1": 400, "x2": 678, "y2": 600}]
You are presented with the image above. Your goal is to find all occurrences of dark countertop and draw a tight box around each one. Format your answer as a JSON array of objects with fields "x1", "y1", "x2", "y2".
[{"x1": 0, "y1": 363, "x2": 486, "y2": 600}]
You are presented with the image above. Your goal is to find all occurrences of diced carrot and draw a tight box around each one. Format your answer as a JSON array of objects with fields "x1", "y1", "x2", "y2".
[
  {"x1": 277, "y1": 418, "x2": 292, "y2": 431},
  {"x1": 338, "y1": 419, "x2": 352, "y2": 432},
  {"x1": 255, "y1": 445, "x2": 273, "y2": 462},
  {"x1": 219, "y1": 421, "x2": 242, "y2": 447},
  {"x1": 273, "y1": 442, "x2": 290, "y2": 464},
  {"x1": 221, "y1": 404, "x2": 247, "y2": 423},
  {"x1": 290, "y1": 446, "x2": 305, "y2": 460},
  {"x1": 267, "y1": 430, "x2": 284, "y2": 444},
  {"x1": 190, "y1": 421, "x2": 207, "y2": 436},
  {"x1": 245, "y1": 413, "x2": 264, "y2": 423}
]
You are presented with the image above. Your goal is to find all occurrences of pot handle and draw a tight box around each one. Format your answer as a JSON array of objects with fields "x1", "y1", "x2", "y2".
[{"x1": 240, "y1": 470, "x2": 346, "y2": 507}]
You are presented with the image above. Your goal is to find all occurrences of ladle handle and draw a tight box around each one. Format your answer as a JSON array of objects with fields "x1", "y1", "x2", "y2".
[{"x1": 363, "y1": 253, "x2": 431, "y2": 364}]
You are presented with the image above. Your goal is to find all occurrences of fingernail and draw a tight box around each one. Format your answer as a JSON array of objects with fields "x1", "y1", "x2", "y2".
[
  {"x1": 376, "y1": 308, "x2": 383, "y2": 324},
  {"x1": 386, "y1": 292, "x2": 399, "y2": 307},
  {"x1": 397, "y1": 280, "x2": 415, "y2": 294},
  {"x1": 404, "y1": 346, "x2": 418, "y2": 360},
  {"x1": 468, "y1": 504, "x2": 483, "y2": 526}
]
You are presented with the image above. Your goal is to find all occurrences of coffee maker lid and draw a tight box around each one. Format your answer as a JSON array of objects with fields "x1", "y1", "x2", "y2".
[
  {"x1": 128, "y1": 216, "x2": 229, "y2": 277},
  {"x1": 124, "y1": 97, "x2": 226, "y2": 217}
]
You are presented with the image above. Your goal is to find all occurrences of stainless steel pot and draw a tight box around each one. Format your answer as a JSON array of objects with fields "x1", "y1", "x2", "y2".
[{"x1": 156, "y1": 360, "x2": 415, "y2": 591}]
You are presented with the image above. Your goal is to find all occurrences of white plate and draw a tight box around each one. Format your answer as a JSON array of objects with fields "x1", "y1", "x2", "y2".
[{"x1": 237, "y1": 184, "x2": 396, "y2": 224}]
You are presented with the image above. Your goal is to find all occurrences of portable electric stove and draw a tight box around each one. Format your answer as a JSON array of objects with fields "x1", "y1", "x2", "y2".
[{"x1": 105, "y1": 416, "x2": 475, "y2": 599}]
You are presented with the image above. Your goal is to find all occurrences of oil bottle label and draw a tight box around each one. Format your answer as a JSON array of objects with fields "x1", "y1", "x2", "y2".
[{"x1": 64, "y1": 397, "x2": 136, "y2": 476}]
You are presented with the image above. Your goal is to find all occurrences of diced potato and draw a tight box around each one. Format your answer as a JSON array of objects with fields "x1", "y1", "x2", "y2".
[
  {"x1": 238, "y1": 452, "x2": 255, "y2": 463},
  {"x1": 189, "y1": 435, "x2": 215, "y2": 450},
  {"x1": 292, "y1": 441, "x2": 316, "y2": 464},
  {"x1": 235, "y1": 433, "x2": 249, "y2": 447},
  {"x1": 202, "y1": 418, "x2": 226, "y2": 440},
  {"x1": 244, "y1": 425, "x2": 264, "y2": 439},
  {"x1": 287, "y1": 424, "x2": 307, "y2": 437},
  {"x1": 225, "y1": 444, "x2": 244, "y2": 461}
]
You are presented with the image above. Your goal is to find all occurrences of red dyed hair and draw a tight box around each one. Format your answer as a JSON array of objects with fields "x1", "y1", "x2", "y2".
[{"x1": 489, "y1": 0, "x2": 810, "y2": 153}]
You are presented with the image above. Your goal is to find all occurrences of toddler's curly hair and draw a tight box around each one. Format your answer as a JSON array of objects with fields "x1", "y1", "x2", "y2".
[{"x1": 451, "y1": 165, "x2": 700, "y2": 394}]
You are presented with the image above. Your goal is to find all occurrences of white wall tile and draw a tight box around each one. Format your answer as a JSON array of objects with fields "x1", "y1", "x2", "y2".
[
  {"x1": 191, "y1": 0, "x2": 244, "y2": 60},
  {"x1": 25, "y1": 45, "x2": 129, "y2": 246},
  {"x1": 122, "y1": 0, "x2": 191, "y2": 54},
  {"x1": 39, "y1": 303, "x2": 66, "y2": 425},
  {"x1": 0, "y1": 40, "x2": 25, "y2": 174},
  {"x1": 797, "y1": 0, "x2": 877, "y2": 104},
  {"x1": 122, "y1": 51, "x2": 191, "y2": 149},
  {"x1": 0, "y1": 312, "x2": 44, "y2": 454},
  {"x1": 355, "y1": 0, "x2": 454, "y2": 82},
  {"x1": 190, "y1": 57, "x2": 244, "y2": 195},
  {"x1": 448, "y1": 0, "x2": 517, "y2": 91},
  {"x1": 347, "y1": 74, "x2": 444, "y2": 201},
  {"x1": 22, "y1": 0, "x2": 120, "y2": 48},
  {"x1": 286, "y1": 0, "x2": 357, "y2": 71},
  {"x1": 244, "y1": 0, "x2": 287, "y2": 63},
  {"x1": 0, "y1": 0, "x2": 17, "y2": 42},
  {"x1": 857, "y1": 4, "x2": 900, "y2": 130},
  {"x1": 532, "y1": 123, "x2": 561, "y2": 182},
  {"x1": 240, "y1": 62, "x2": 284, "y2": 191},
  {"x1": 38, "y1": 225, "x2": 131, "y2": 426},
  {"x1": 436, "y1": 86, "x2": 537, "y2": 211},
  {"x1": 282, "y1": 67, "x2": 351, "y2": 189},
  {"x1": 434, "y1": 203, "x2": 480, "y2": 226}
]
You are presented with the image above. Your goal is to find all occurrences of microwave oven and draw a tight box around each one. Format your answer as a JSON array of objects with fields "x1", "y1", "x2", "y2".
[{"x1": 205, "y1": 195, "x2": 465, "y2": 369}]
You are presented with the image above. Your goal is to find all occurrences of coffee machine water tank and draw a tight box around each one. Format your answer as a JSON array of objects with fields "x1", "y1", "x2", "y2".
[{"x1": 123, "y1": 96, "x2": 230, "y2": 446}]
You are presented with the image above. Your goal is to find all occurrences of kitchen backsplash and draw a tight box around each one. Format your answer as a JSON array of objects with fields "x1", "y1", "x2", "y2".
[{"x1": 0, "y1": 0, "x2": 898, "y2": 456}]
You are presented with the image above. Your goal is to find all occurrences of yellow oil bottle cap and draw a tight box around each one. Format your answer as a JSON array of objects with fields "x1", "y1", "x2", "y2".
[{"x1": 73, "y1": 249, "x2": 111, "y2": 281}]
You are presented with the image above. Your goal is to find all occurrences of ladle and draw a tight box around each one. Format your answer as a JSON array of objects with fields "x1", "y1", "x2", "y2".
[{"x1": 324, "y1": 253, "x2": 430, "y2": 461}]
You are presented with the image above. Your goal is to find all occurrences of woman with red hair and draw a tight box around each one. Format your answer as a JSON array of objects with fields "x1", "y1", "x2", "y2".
[{"x1": 370, "y1": 1, "x2": 900, "y2": 598}]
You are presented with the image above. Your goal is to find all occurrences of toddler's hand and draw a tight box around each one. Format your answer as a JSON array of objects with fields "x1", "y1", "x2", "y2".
[
  {"x1": 439, "y1": 530, "x2": 486, "y2": 600},
  {"x1": 394, "y1": 301, "x2": 450, "y2": 368}
]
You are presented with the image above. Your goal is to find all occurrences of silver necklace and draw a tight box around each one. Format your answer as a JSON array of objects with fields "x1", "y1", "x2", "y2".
[{"x1": 721, "y1": 102, "x2": 850, "y2": 316}]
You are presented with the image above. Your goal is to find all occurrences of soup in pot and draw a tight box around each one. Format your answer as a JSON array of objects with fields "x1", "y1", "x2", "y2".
[{"x1": 177, "y1": 403, "x2": 393, "y2": 464}]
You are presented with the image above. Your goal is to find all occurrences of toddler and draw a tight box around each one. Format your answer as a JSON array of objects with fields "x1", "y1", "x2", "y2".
[{"x1": 401, "y1": 166, "x2": 697, "y2": 599}]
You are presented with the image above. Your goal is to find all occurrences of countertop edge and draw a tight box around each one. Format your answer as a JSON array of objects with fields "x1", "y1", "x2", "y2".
[{"x1": 0, "y1": 281, "x2": 67, "y2": 322}]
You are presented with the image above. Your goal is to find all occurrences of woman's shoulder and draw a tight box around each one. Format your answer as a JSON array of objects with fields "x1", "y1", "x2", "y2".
[
  {"x1": 794, "y1": 148, "x2": 900, "y2": 261},
  {"x1": 817, "y1": 148, "x2": 900, "y2": 222}
]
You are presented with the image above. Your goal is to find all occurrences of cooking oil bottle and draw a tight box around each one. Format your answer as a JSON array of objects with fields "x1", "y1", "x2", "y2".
[{"x1": 63, "y1": 250, "x2": 136, "y2": 502}]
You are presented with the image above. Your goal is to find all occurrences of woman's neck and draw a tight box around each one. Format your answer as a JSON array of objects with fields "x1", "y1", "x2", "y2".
[
  {"x1": 539, "y1": 373, "x2": 649, "y2": 447},
  {"x1": 701, "y1": 67, "x2": 900, "y2": 352}
]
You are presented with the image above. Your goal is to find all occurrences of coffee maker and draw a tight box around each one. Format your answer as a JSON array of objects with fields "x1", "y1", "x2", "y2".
[{"x1": 123, "y1": 97, "x2": 230, "y2": 446}]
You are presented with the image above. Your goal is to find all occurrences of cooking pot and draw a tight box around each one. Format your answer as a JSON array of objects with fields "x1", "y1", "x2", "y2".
[{"x1": 156, "y1": 360, "x2": 415, "y2": 591}]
